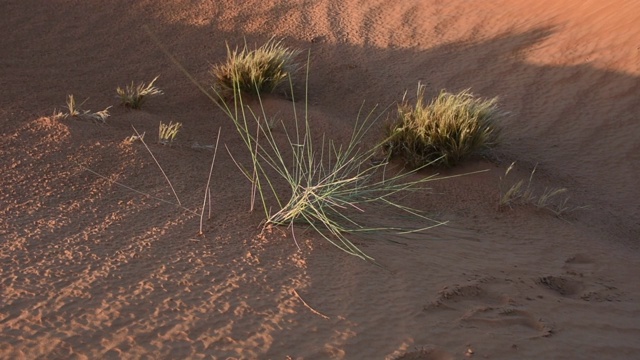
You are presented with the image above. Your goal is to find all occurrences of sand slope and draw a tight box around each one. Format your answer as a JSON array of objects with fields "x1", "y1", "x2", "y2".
[{"x1": 1, "y1": 0, "x2": 639, "y2": 358}]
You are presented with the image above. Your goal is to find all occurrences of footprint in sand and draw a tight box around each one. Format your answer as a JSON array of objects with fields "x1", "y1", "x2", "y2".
[
  {"x1": 460, "y1": 306, "x2": 553, "y2": 338},
  {"x1": 536, "y1": 254, "x2": 625, "y2": 302},
  {"x1": 424, "y1": 277, "x2": 553, "y2": 338},
  {"x1": 562, "y1": 253, "x2": 595, "y2": 277},
  {"x1": 390, "y1": 345, "x2": 454, "y2": 360},
  {"x1": 536, "y1": 275, "x2": 585, "y2": 297}
]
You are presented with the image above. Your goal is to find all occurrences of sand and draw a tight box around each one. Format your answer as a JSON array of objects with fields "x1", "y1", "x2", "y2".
[{"x1": 1, "y1": 0, "x2": 639, "y2": 358}]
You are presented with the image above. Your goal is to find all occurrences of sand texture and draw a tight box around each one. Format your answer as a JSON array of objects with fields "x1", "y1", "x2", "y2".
[{"x1": 1, "y1": 0, "x2": 639, "y2": 359}]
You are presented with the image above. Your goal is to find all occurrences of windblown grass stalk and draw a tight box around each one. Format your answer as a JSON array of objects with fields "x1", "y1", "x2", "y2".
[
  {"x1": 384, "y1": 84, "x2": 502, "y2": 168},
  {"x1": 77, "y1": 128, "x2": 222, "y2": 231},
  {"x1": 211, "y1": 38, "x2": 301, "y2": 99},
  {"x1": 200, "y1": 127, "x2": 222, "y2": 235},
  {"x1": 75, "y1": 162, "x2": 197, "y2": 214},
  {"x1": 133, "y1": 126, "x2": 181, "y2": 206},
  {"x1": 215, "y1": 64, "x2": 466, "y2": 261},
  {"x1": 117, "y1": 76, "x2": 163, "y2": 109}
]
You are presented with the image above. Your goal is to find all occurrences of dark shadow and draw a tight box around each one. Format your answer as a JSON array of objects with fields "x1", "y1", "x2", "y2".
[{"x1": 5, "y1": 0, "x2": 637, "y2": 229}]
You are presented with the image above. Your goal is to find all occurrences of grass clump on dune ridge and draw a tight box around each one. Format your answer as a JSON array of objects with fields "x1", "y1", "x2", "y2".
[
  {"x1": 384, "y1": 84, "x2": 502, "y2": 168},
  {"x1": 211, "y1": 38, "x2": 301, "y2": 99}
]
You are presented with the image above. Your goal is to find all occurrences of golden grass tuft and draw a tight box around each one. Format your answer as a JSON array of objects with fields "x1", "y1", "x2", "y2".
[{"x1": 384, "y1": 84, "x2": 503, "y2": 168}]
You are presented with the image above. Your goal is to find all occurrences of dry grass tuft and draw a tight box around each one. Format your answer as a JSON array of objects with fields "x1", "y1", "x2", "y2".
[
  {"x1": 211, "y1": 38, "x2": 301, "y2": 99},
  {"x1": 384, "y1": 84, "x2": 503, "y2": 168}
]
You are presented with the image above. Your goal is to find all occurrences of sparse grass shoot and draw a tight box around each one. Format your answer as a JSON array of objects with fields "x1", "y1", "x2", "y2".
[
  {"x1": 64, "y1": 94, "x2": 87, "y2": 117},
  {"x1": 117, "y1": 75, "x2": 163, "y2": 109},
  {"x1": 211, "y1": 38, "x2": 301, "y2": 99},
  {"x1": 499, "y1": 162, "x2": 587, "y2": 216},
  {"x1": 384, "y1": 84, "x2": 503, "y2": 168}
]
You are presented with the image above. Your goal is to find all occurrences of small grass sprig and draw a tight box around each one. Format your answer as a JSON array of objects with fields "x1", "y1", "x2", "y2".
[
  {"x1": 117, "y1": 75, "x2": 163, "y2": 109},
  {"x1": 58, "y1": 94, "x2": 111, "y2": 123},
  {"x1": 211, "y1": 38, "x2": 301, "y2": 99},
  {"x1": 124, "y1": 131, "x2": 145, "y2": 144},
  {"x1": 158, "y1": 121, "x2": 182, "y2": 145},
  {"x1": 85, "y1": 106, "x2": 112, "y2": 123},
  {"x1": 384, "y1": 84, "x2": 503, "y2": 168}
]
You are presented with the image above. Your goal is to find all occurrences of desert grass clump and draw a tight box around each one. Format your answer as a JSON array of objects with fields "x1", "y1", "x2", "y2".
[
  {"x1": 211, "y1": 38, "x2": 301, "y2": 99},
  {"x1": 116, "y1": 75, "x2": 163, "y2": 109},
  {"x1": 216, "y1": 68, "x2": 459, "y2": 262},
  {"x1": 384, "y1": 84, "x2": 502, "y2": 168},
  {"x1": 158, "y1": 121, "x2": 182, "y2": 145}
]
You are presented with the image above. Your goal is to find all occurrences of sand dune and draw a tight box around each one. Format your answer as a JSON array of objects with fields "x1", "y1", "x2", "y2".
[{"x1": 1, "y1": 0, "x2": 639, "y2": 358}]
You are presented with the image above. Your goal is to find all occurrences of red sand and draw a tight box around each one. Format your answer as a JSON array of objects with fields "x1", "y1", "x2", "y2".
[{"x1": 1, "y1": 1, "x2": 639, "y2": 358}]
